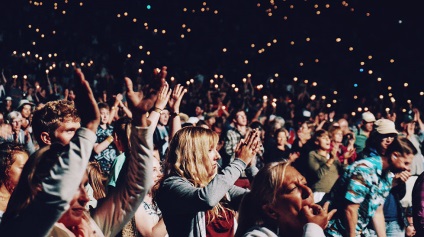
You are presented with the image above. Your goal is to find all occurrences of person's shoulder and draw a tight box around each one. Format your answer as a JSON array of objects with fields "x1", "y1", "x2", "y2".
[
  {"x1": 242, "y1": 226, "x2": 278, "y2": 237},
  {"x1": 162, "y1": 175, "x2": 192, "y2": 188}
]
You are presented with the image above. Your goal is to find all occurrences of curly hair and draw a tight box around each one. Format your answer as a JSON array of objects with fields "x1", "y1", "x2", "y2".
[
  {"x1": 31, "y1": 100, "x2": 81, "y2": 146},
  {"x1": 0, "y1": 142, "x2": 28, "y2": 192}
]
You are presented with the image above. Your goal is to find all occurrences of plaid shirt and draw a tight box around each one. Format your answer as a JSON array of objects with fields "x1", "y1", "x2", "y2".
[{"x1": 223, "y1": 127, "x2": 244, "y2": 163}]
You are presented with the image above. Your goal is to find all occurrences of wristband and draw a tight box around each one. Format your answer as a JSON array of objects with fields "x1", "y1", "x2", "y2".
[
  {"x1": 171, "y1": 111, "x2": 180, "y2": 117},
  {"x1": 152, "y1": 107, "x2": 163, "y2": 114},
  {"x1": 106, "y1": 136, "x2": 114, "y2": 143}
]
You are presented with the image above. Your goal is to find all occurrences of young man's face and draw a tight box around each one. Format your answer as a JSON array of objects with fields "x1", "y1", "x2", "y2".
[
  {"x1": 234, "y1": 111, "x2": 247, "y2": 127},
  {"x1": 53, "y1": 120, "x2": 81, "y2": 145},
  {"x1": 159, "y1": 110, "x2": 170, "y2": 126},
  {"x1": 195, "y1": 106, "x2": 204, "y2": 116}
]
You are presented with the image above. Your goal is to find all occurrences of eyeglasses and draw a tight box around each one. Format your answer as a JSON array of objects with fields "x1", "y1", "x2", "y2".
[{"x1": 382, "y1": 136, "x2": 395, "y2": 141}]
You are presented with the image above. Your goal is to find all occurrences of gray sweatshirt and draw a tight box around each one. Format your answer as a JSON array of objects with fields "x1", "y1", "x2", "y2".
[{"x1": 157, "y1": 159, "x2": 251, "y2": 237}]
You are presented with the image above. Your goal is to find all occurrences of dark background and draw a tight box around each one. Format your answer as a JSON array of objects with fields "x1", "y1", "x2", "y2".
[{"x1": 0, "y1": 0, "x2": 423, "y2": 114}]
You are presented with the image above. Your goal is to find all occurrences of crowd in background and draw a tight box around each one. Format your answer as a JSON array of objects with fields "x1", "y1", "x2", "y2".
[{"x1": 0, "y1": 64, "x2": 423, "y2": 237}]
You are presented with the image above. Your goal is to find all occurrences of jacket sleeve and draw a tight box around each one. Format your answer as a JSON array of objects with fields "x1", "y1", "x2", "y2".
[
  {"x1": 92, "y1": 126, "x2": 153, "y2": 237},
  {"x1": 0, "y1": 128, "x2": 96, "y2": 237},
  {"x1": 302, "y1": 223, "x2": 325, "y2": 237},
  {"x1": 158, "y1": 159, "x2": 246, "y2": 214}
]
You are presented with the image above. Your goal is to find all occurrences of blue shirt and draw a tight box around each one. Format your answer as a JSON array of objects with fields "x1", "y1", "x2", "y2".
[
  {"x1": 325, "y1": 156, "x2": 394, "y2": 236},
  {"x1": 93, "y1": 125, "x2": 117, "y2": 173}
]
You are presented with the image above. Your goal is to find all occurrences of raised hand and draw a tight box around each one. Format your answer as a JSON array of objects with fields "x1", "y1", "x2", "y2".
[
  {"x1": 234, "y1": 129, "x2": 261, "y2": 165},
  {"x1": 124, "y1": 77, "x2": 152, "y2": 126},
  {"x1": 154, "y1": 81, "x2": 172, "y2": 110},
  {"x1": 168, "y1": 84, "x2": 186, "y2": 113},
  {"x1": 74, "y1": 68, "x2": 100, "y2": 133}
]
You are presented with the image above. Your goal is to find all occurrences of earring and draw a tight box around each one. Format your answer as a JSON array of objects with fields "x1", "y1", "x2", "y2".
[{"x1": 276, "y1": 227, "x2": 280, "y2": 236}]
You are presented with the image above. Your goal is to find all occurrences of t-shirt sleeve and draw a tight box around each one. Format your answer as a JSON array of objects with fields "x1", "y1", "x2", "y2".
[{"x1": 345, "y1": 165, "x2": 372, "y2": 203}]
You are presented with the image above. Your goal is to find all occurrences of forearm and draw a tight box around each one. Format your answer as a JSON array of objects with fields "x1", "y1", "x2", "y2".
[
  {"x1": 345, "y1": 206, "x2": 359, "y2": 237},
  {"x1": 93, "y1": 138, "x2": 113, "y2": 154},
  {"x1": 372, "y1": 207, "x2": 386, "y2": 237},
  {"x1": 121, "y1": 104, "x2": 133, "y2": 118},
  {"x1": 93, "y1": 127, "x2": 153, "y2": 237},
  {"x1": 161, "y1": 159, "x2": 246, "y2": 213},
  {"x1": 170, "y1": 114, "x2": 181, "y2": 140}
]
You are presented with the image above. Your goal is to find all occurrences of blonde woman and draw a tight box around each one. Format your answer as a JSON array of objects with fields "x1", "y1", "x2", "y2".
[
  {"x1": 157, "y1": 127, "x2": 260, "y2": 237},
  {"x1": 236, "y1": 162, "x2": 336, "y2": 237}
]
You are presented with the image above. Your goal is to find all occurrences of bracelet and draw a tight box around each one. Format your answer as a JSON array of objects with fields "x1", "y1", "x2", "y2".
[
  {"x1": 152, "y1": 107, "x2": 163, "y2": 114},
  {"x1": 170, "y1": 111, "x2": 180, "y2": 117},
  {"x1": 111, "y1": 106, "x2": 117, "y2": 110},
  {"x1": 409, "y1": 223, "x2": 414, "y2": 226},
  {"x1": 106, "y1": 136, "x2": 114, "y2": 143}
]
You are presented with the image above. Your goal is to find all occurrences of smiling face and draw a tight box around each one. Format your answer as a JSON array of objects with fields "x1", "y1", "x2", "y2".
[
  {"x1": 20, "y1": 104, "x2": 32, "y2": 119},
  {"x1": 332, "y1": 130, "x2": 343, "y2": 143},
  {"x1": 276, "y1": 131, "x2": 288, "y2": 146},
  {"x1": 266, "y1": 166, "x2": 313, "y2": 231},
  {"x1": 58, "y1": 173, "x2": 90, "y2": 228}
]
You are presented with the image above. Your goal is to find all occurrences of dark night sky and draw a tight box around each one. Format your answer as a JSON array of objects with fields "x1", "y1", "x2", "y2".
[{"x1": 1, "y1": 0, "x2": 423, "y2": 113}]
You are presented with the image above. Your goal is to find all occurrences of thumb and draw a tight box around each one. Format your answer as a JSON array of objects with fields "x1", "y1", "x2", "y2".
[{"x1": 125, "y1": 77, "x2": 134, "y2": 93}]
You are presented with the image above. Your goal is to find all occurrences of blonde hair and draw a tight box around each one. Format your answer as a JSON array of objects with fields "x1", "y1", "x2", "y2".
[
  {"x1": 87, "y1": 161, "x2": 107, "y2": 200},
  {"x1": 235, "y1": 161, "x2": 291, "y2": 237},
  {"x1": 164, "y1": 126, "x2": 218, "y2": 186},
  {"x1": 163, "y1": 126, "x2": 229, "y2": 223}
]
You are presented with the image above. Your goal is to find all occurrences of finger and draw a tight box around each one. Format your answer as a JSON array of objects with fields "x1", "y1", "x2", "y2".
[
  {"x1": 75, "y1": 68, "x2": 85, "y2": 83},
  {"x1": 244, "y1": 130, "x2": 256, "y2": 146},
  {"x1": 125, "y1": 77, "x2": 134, "y2": 93},
  {"x1": 177, "y1": 85, "x2": 185, "y2": 95},
  {"x1": 235, "y1": 140, "x2": 243, "y2": 151},
  {"x1": 301, "y1": 205, "x2": 314, "y2": 217},
  {"x1": 166, "y1": 88, "x2": 172, "y2": 100},
  {"x1": 322, "y1": 201, "x2": 331, "y2": 210},
  {"x1": 160, "y1": 66, "x2": 168, "y2": 80},
  {"x1": 179, "y1": 87, "x2": 187, "y2": 98},
  {"x1": 327, "y1": 209, "x2": 337, "y2": 220}
]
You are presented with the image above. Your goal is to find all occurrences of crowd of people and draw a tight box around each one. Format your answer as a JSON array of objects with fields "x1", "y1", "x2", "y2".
[{"x1": 0, "y1": 64, "x2": 423, "y2": 237}]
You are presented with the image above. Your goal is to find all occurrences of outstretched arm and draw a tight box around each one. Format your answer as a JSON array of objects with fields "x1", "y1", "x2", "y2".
[{"x1": 92, "y1": 76, "x2": 156, "y2": 237}]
